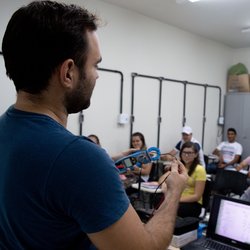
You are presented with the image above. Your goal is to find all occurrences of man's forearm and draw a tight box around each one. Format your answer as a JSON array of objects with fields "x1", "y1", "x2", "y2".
[{"x1": 144, "y1": 189, "x2": 181, "y2": 249}]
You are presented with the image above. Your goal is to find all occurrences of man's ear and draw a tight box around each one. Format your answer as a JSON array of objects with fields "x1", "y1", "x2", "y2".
[{"x1": 60, "y1": 59, "x2": 76, "y2": 89}]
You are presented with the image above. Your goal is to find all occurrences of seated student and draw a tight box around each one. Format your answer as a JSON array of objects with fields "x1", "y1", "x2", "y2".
[
  {"x1": 161, "y1": 126, "x2": 206, "y2": 168},
  {"x1": 159, "y1": 141, "x2": 206, "y2": 218},
  {"x1": 128, "y1": 132, "x2": 152, "y2": 182},
  {"x1": 206, "y1": 128, "x2": 243, "y2": 174}
]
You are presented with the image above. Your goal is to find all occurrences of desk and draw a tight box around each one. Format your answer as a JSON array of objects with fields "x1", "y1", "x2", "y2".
[
  {"x1": 131, "y1": 182, "x2": 162, "y2": 193},
  {"x1": 131, "y1": 182, "x2": 164, "y2": 212}
]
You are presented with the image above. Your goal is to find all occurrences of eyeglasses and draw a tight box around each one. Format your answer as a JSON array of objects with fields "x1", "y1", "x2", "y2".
[{"x1": 181, "y1": 151, "x2": 195, "y2": 156}]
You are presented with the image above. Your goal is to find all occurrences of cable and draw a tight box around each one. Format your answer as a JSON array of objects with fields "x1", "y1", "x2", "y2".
[
  {"x1": 137, "y1": 168, "x2": 142, "y2": 199},
  {"x1": 150, "y1": 172, "x2": 171, "y2": 217}
]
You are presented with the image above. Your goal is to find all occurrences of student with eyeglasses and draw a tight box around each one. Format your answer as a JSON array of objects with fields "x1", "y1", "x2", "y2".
[
  {"x1": 160, "y1": 141, "x2": 206, "y2": 218},
  {"x1": 178, "y1": 141, "x2": 206, "y2": 218}
]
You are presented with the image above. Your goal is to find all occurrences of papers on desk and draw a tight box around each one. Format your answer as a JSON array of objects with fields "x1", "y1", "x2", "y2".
[
  {"x1": 132, "y1": 182, "x2": 162, "y2": 193},
  {"x1": 141, "y1": 181, "x2": 159, "y2": 189}
]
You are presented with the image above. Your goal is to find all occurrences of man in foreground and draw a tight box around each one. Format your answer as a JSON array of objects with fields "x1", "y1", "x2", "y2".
[{"x1": 0, "y1": 1, "x2": 187, "y2": 249}]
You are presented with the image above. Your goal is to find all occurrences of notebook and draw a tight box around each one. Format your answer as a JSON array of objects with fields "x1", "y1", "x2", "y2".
[{"x1": 181, "y1": 194, "x2": 250, "y2": 250}]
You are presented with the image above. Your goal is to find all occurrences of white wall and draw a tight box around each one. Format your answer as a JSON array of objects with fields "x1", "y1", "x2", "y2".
[
  {"x1": 0, "y1": 0, "x2": 247, "y2": 156},
  {"x1": 232, "y1": 48, "x2": 250, "y2": 71}
]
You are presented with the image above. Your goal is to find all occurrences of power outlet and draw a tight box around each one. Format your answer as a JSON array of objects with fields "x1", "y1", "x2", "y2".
[
  {"x1": 218, "y1": 116, "x2": 224, "y2": 125},
  {"x1": 118, "y1": 113, "x2": 129, "y2": 124}
]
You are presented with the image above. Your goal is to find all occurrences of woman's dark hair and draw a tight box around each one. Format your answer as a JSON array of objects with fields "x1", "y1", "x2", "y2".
[
  {"x1": 180, "y1": 141, "x2": 200, "y2": 176},
  {"x1": 2, "y1": 0, "x2": 99, "y2": 94},
  {"x1": 88, "y1": 134, "x2": 100, "y2": 146},
  {"x1": 130, "y1": 132, "x2": 147, "y2": 150}
]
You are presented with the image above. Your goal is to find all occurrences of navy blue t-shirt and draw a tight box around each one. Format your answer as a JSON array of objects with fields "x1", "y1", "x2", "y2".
[{"x1": 0, "y1": 106, "x2": 129, "y2": 249}]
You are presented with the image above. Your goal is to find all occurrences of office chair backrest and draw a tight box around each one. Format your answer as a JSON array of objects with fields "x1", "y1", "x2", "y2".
[{"x1": 213, "y1": 169, "x2": 248, "y2": 196}]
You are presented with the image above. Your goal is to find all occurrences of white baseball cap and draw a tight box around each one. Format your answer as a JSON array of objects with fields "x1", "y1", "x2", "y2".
[{"x1": 182, "y1": 126, "x2": 192, "y2": 135}]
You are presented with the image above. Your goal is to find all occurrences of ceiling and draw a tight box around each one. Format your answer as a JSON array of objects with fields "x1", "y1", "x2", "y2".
[{"x1": 100, "y1": 0, "x2": 250, "y2": 49}]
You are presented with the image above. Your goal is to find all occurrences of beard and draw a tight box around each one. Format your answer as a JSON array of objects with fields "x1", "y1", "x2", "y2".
[{"x1": 64, "y1": 73, "x2": 95, "y2": 114}]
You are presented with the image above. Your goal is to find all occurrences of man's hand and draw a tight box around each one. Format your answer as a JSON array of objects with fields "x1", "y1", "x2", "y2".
[
  {"x1": 165, "y1": 159, "x2": 188, "y2": 195},
  {"x1": 235, "y1": 164, "x2": 242, "y2": 171},
  {"x1": 161, "y1": 153, "x2": 175, "y2": 161},
  {"x1": 218, "y1": 162, "x2": 226, "y2": 168}
]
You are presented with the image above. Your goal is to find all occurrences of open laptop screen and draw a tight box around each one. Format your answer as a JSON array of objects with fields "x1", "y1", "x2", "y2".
[{"x1": 207, "y1": 194, "x2": 250, "y2": 249}]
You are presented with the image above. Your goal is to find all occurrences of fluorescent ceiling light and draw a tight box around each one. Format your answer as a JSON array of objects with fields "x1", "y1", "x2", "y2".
[
  {"x1": 176, "y1": 0, "x2": 200, "y2": 4},
  {"x1": 241, "y1": 27, "x2": 250, "y2": 33}
]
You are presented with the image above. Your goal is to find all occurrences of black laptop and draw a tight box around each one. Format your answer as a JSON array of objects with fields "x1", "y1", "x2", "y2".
[{"x1": 181, "y1": 194, "x2": 250, "y2": 250}]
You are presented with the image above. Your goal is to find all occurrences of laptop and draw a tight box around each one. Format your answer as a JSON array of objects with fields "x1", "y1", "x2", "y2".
[{"x1": 181, "y1": 194, "x2": 250, "y2": 250}]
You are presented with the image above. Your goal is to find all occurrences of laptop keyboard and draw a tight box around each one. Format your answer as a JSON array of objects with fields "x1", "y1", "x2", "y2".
[{"x1": 201, "y1": 239, "x2": 238, "y2": 250}]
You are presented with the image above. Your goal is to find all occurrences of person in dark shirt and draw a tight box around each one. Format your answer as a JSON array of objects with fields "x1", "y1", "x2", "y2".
[{"x1": 0, "y1": 1, "x2": 188, "y2": 249}]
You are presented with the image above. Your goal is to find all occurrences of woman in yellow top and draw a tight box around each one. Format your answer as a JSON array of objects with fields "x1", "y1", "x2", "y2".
[
  {"x1": 177, "y1": 141, "x2": 206, "y2": 218},
  {"x1": 159, "y1": 141, "x2": 206, "y2": 217}
]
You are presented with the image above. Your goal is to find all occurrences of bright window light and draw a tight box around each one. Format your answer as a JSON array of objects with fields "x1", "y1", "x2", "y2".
[{"x1": 189, "y1": 0, "x2": 200, "y2": 2}]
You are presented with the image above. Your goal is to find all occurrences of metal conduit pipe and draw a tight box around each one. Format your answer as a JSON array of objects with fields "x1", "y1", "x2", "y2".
[
  {"x1": 131, "y1": 73, "x2": 222, "y2": 151},
  {"x1": 79, "y1": 67, "x2": 124, "y2": 135},
  {"x1": 131, "y1": 73, "x2": 163, "y2": 147},
  {"x1": 98, "y1": 67, "x2": 124, "y2": 114},
  {"x1": 157, "y1": 78, "x2": 163, "y2": 148}
]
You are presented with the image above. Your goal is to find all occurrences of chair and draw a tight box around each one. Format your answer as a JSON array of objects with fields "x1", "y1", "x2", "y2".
[
  {"x1": 199, "y1": 178, "x2": 212, "y2": 221},
  {"x1": 148, "y1": 161, "x2": 164, "y2": 182},
  {"x1": 213, "y1": 169, "x2": 248, "y2": 197}
]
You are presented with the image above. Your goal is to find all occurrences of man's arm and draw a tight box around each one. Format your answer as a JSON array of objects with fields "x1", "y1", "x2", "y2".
[
  {"x1": 236, "y1": 156, "x2": 250, "y2": 171},
  {"x1": 111, "y1": 148, "x2": 138, "y2": 161},
  {"x1": 218, "y1": 154, "x2": 241, "y2": 169},
  {"x1": 88, "y1": 161, "x2": 188, "y2": 250},
  {"x1": 132, "y1": 162, "x2": 152, "y2": 176},
  {"x1": 212, "y1": 148, "x2": 220, "y2": 156}
]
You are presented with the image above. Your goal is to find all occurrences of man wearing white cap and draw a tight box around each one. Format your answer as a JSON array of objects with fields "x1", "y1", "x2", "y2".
[{"x1": 162, "y1": 126, "x2": 206, "y2": 167}]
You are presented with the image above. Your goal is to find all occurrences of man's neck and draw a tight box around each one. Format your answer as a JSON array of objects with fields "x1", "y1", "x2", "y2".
[{"x1": 15, "y1": 91, "x2": 68, "y2": 127}]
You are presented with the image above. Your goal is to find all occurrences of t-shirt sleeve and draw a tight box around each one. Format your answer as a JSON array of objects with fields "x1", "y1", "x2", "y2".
[
  {"x1": 243, "y1": 156, "x2": 250, "y2": 165},
  {"x1": 175, "y1": 141, "x2": 181, "y2": 151},
  {"x1": 194, "y1": 165, "x2": 207, "y2": 181},
  {"x1": 236, "y1": 143, "x2": 243, "y2": 155},
  {"x1": 216, "y1": 142, "x2": 223, "y2": 151},
  {"x1": 194, "y1": 143, "x2": 200, "y2": 151},
  {"x1": 45, "y1": 138, "x2": 130, "y2": 234}
]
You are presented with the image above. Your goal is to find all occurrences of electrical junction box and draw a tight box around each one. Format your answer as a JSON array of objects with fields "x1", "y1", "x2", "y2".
[
  {"x1": 118, "y1": 113, "x2": 129, "y2": 124},
  {"x1": 218, "y1": 116, "x2": 224, "y2": 125}
]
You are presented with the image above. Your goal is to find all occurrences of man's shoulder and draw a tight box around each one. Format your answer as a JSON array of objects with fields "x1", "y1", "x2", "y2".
[
  {"x1": 225, "y1": 141, "x2": 243, "y2": 147},
  {"x1": 191, "y1": 137, "x2": 201, "y2": 145},
  {"x1": 235, "y1": 141, "x2": 243, "y2": 147},
  {"x1": 175, "y1": 140, "x2": 182, "y2": 150}
]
